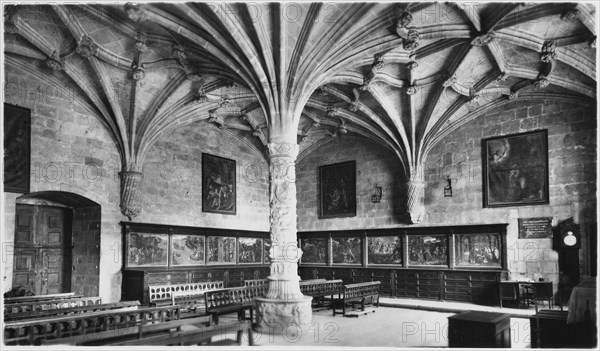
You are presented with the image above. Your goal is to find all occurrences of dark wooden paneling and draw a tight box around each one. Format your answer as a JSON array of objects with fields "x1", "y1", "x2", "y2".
[
  {"x1": 122, "y1": 267, "x2": 271, "y2": 305},
  {"x1": 298, "y1": 266, "x2": 501, "y2": 306}
]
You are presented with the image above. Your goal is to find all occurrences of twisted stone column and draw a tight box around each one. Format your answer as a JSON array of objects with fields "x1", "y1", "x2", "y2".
[
  {"x1": 255, "y1": 142, "x2": 312, "y2": 333},
  {"x1": 404, "y1": 177, "x2": 425, "y2": 224},
  {"x1": 119, "y1": 164, "x2": 143, "y2": 220}
]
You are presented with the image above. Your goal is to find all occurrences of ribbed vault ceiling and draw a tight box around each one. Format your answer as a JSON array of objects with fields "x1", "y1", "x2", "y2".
[{"x1": 4, "y1": 3, "x2": 597, "y2": 176}]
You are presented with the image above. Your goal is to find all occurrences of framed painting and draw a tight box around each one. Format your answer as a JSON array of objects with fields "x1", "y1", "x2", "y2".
[
  {"x1": 202, "y1": 153, "x2": 236, "y2": 214},
  {"x1": 408, "y1": 235, "x2": 448, "y2": 266},
  {"x1": 171, "y1": 234, "x2": 205, "y2": 266},
  {"x1": 300, "y1": 238, "x2": 328, "y2": 264},
  {"x1": 482, "y1": 129, "x2": 549, "y2": 207},
  {"x1": 368, "y1": 236, "x2": 402, "y2": 265},
  {"x1": 206, "y1": 236, "x2": 236, "y2": 265},
  {"x1": 4, "y1": 104, "x2": 31, "y2": 193},
  {"x1": 454, "y1": 233, "x2": 501, "y2": 267},
  {"x1": 238, "y1": 237, "x2": 263, "y2": 264},
  {"x1": 332, "y1": 237, "x2": 362, "y2": 265},
  {"x1": 126, "y1": 232, "x2": 169, "y2": 268},
  {"x1": 319, "y1": 161, "x2": 356, "y2": 218},
  {"x1": 263, "y1": 239, "x2": 271, "y2": 264}
]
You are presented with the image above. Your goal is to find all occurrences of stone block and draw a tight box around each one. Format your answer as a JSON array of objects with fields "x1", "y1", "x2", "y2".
[
  {"x1": 528, "y1": 104, "x2": 542, "y2": 117},
  {"x1": 516, "y1": 107, "x2": 528, "y2": 119},
  {"x1": 526, "y1": 261, "x2": 541, "y2": 274},
  {"x1": 520, "y1": 117, "x2": 539, "y2": 130},
  {"x1": 42, "y1": 129, "x2": 56, "y2": 139},
  {"x1": 541, "y1": 261, "x2": 558, "y2": 274},
  {"x1": 542, "y1": 102, "x2": 562, "y2": 115}
]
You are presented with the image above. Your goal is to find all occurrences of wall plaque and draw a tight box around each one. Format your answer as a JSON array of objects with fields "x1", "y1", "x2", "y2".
[{"x1": 518, "y1": 217, "x2": 553, "y2": 239}]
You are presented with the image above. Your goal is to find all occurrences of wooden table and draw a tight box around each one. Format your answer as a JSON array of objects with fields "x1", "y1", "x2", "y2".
[
  {"x1": 448, "y1": 311, "x2": 511, "y2": 348},
  {"x1": 498, "y1": 281, "x2": 551, "y2": 308}
]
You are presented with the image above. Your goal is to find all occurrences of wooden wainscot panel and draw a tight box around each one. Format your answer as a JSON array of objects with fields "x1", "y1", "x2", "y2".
[
  {"x1": 298, "y1": 224, "x2": 507, "y2": 305},
  {"x1": 120, "y1": 222, "x2": 269, "y2": 305}
]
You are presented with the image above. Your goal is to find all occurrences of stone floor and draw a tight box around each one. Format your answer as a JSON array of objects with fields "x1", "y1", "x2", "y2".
[{"x1": 207, "y1": 300, "x2": 547, "y2": 349}]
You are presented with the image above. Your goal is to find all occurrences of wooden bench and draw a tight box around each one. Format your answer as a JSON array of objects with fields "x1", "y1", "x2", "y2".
[
  {"x1": 4, "y1": 296, "x2": 102, "y2": 315},
  {"x1": 42, "y1": 315, "x2": 211, "y2": 346},
  {"x1": 332, "y1": 281, "x2": 381, "y2": 317},
  {"x1": 244, "y1": 279, "x2": 267, "y2": 287},
  {"x1": 301, "y1": 278, "x2": 327, "y2": 284},
  {"x1": 4, "y1": 301, "x2": 141, "y2": 321},
  {"x1": 148, "y1": 281, "x2": 224, "y2": 307},
  {"x1": 107, "y1": 320, "x2": 252, "y2": 346},
  {"x1": 300, "y1": 279, "x2": 343, "y2": 308},
  {"x1": 4, "y1": 292, "x2": 79, "y2": 304},
  {"x1": 4, "y1": 305, "x2": 180, "y2": 345},
  {"x1": 204, "y1": 285, "x2": 266, "y2": 325}
]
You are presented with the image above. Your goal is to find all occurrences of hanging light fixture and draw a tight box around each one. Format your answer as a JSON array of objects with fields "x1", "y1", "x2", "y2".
[
  {"x1": 371, "y1": 183, "x2": 382, "y2": 203},
  {"x1": 444, "y1": 176, "x2": 453, "y2": 197}
]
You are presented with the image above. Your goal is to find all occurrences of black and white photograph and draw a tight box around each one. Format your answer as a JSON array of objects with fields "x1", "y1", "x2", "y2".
[{"x1": 2, "y1": 2, "x2": 597, "y2": 349}]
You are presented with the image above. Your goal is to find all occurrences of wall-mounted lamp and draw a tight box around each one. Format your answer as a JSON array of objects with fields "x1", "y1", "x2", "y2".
[
  {"x1": 444, "y1": 176, "x2": 453, "y2": 197},
  {"x1": 371, "y1": 183, "x2": 382, "y2": 203}
]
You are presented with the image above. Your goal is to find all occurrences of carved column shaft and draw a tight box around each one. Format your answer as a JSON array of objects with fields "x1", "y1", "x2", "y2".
[
  {"x1": 404, "y1": 170, "x2": 425, "y2": 224},
  {"x1": 266, "y1": 142, "x2": 303, "y2": 299},
  {"x1": 255, "y1": 142, "x2": 312, "y2": 333},
  {"x1": 119, "y1": 164, "x2": 143, "y2": 220}
]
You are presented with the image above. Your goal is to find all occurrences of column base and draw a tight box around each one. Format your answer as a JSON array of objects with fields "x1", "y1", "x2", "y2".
[{"x1": 254, "y1": 296, "x2": 313, "y2": 334}]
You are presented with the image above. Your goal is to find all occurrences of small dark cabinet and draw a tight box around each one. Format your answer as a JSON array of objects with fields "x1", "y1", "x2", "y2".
[
  {"x1": 448, "y1": 311, "x2": 511, "y2": 348},
  {"x1": 529, "y1": 310, "x2": 597, "y2": 348}
]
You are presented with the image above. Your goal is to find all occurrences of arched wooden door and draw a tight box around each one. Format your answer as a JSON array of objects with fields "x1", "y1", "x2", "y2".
[{"x1": 13, "y1": 204, "x2": 72, "y2": 295}]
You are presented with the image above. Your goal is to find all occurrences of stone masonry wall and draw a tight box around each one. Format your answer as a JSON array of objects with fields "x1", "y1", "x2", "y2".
[
  {"x1": 3, "y1": 67, "x2": 270, "y2": 302},
  {"x1": 296, "y1": 137, "x2": 404, "y2": 231},
  {"x1": 139, "y1": 123, "x2": 269, "y2": 230},
  {"x1": 424, "y1": 98, "x2": 597, "y2": 288},
  {"x1": 4, "y1": 68, "x2": 122, "y2": 302}
]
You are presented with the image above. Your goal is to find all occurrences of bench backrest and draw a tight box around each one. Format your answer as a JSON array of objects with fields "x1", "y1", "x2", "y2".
[
  {"x1": 300, "y1": 280, "x2": 343, "y2": 297},
  {"x1": 4, "y1": 301, "x2": 141, "y2": 321},
  {"x1": 42, "y1": 314, "x2": 211, "y2": 346},
  {"x1": 300, "y1": 279, "x2": 327, "y2": 284},
  {"x1": 205, "y1": 285, "x2": 266, "y2": 311},
  {"x1": 4, "y1": 296, "x2": 102, "y2": 315},
  {"x1": 244, "y1": 279, "x2": 267, "y2": 287},
  {"x1": 4, "y1": 305, "x2": 180, "y2": 345},
  {"x1": 148, "y1": 281, "x2": 224, "y2": 304},
  {"x1": 343, "y1": 281, "x2": 381, "y2": 299},
  {"x1": 4, "y1": 292, "x2": 79, "y2": 304},
  {"x1": 106, "y1": 319, "x2": 249, "y2": 346}
]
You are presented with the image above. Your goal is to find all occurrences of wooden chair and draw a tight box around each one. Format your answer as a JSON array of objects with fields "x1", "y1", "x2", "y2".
[
  {"x1": 521, "y1": 284, "x2": 534, "y2": 307},
  {"x1": 499, "y1": 282, "x2": 519, "y2": 308}
]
